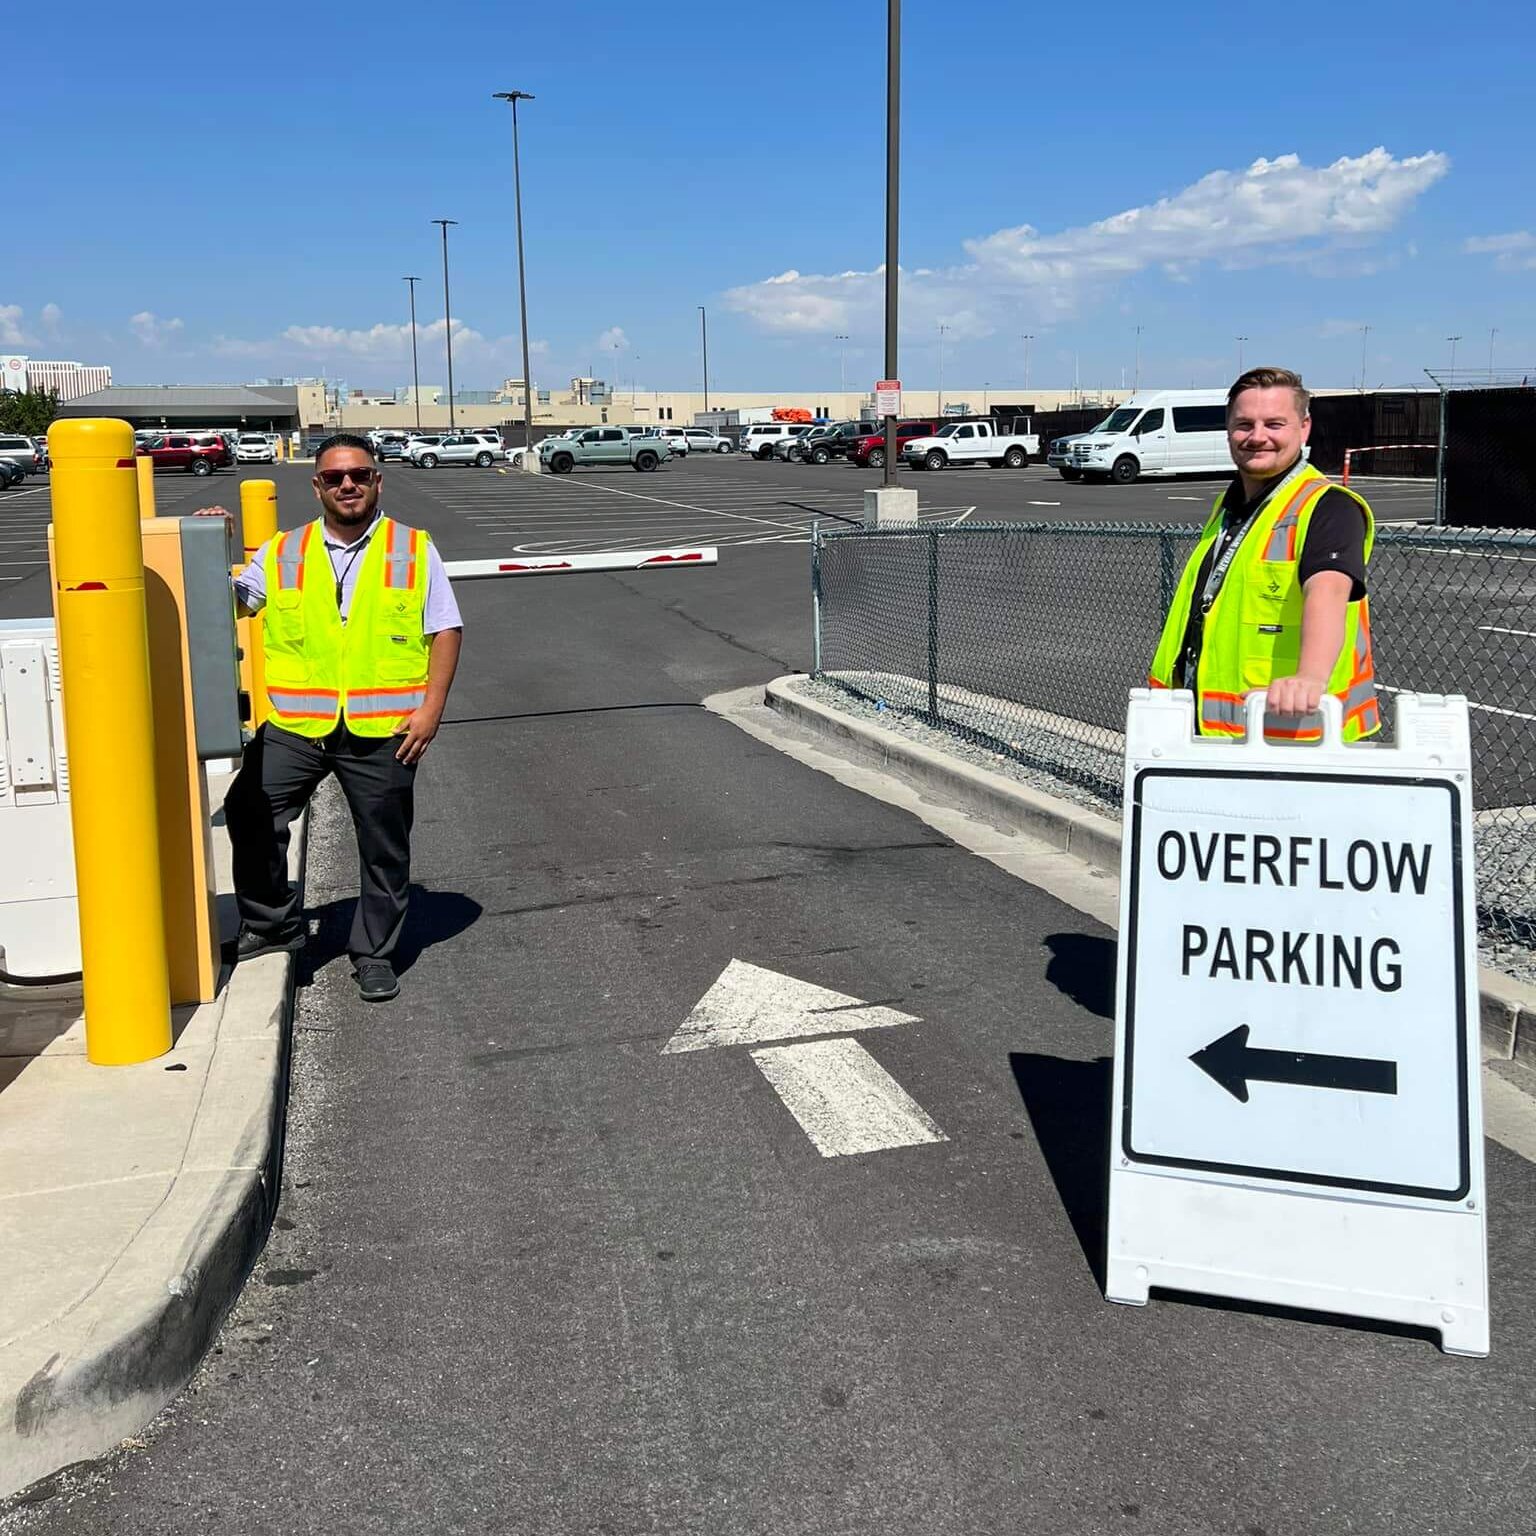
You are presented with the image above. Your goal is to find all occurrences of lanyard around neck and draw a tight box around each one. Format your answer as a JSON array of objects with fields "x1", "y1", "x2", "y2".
[{"x1": 1198, "y1": 458, "x2": 1309, "y2": 614}]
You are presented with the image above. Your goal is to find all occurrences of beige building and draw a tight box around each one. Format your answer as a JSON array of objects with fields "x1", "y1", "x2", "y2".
[{"x1": 319, "y1": 382, "x2": 1132, "y2": 436}]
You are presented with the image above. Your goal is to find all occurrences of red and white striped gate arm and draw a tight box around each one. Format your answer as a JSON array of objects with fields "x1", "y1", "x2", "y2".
[
  {"x1": 1341, "y1": 445, "x2": 1429, "y2": 487},
  {"x1": 442, "y1": 546, "x2": 718, "y2": 579}
]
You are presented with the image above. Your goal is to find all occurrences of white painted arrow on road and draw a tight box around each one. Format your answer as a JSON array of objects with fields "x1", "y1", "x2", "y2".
[{"x1": 664, "y1": 960, "x2": 946, "y2": 1158}]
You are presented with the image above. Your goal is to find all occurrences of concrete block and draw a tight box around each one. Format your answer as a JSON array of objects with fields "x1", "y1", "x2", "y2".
[{"x1": 863, "y1": 486, "x2": 919, "y2": 526}]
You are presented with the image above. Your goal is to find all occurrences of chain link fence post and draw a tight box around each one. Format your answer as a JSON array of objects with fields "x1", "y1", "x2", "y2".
[
  {"x1": 811, "y1": 521, "x2": 823, "y2": 677},
  {"x1": 927, "y1": 529, "x2": 941, "y2": 725},
  {"x1": 1158, "y1": 528, "x2": 1178, "y2": 621}
]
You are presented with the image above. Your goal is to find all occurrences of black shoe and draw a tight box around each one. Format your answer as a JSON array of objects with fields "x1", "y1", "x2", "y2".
[
  {"x1": 227, "y1": 925, "x2": 306, "y2": 963},
  {"x1": 353, "y1": 959, "x2": 400, "y2": 1003}
]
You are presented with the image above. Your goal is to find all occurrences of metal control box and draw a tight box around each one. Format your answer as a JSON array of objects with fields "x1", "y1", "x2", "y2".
[{"x1": 0, "y1": 618, "x2": 80, "y2": 976}]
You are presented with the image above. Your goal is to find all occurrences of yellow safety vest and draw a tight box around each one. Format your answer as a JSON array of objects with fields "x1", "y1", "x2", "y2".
[
  {"x1": 1148, "y1": 463, "x2": 1380, "y2": 741},
  {"x1": 261, "y1": 518, "x2": 431, "y2": 738}
]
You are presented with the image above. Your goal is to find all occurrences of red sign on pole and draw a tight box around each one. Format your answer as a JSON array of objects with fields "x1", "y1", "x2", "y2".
[{"x1": 875, "y1": 380, "x2": 902, "y2": 415}]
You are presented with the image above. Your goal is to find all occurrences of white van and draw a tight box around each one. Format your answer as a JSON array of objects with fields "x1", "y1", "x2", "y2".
[{"x1": 1058, "y1": 390, "x2": 1231, "y2": 483}]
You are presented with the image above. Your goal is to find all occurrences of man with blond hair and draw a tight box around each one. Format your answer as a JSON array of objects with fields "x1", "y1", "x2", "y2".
[{"x1": 1148, "y1": 367, "x2": 1379, "y2": 740}]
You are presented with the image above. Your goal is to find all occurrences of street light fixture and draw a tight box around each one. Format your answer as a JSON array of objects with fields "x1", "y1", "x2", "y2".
[
  {"x1": 835, "y1": 333, "x2": 849, "y2": 396},
  {"x1": 1134, "y1": 325, "x2": 1143, "y2": 391},
  {"x1": 937, "y1": 322, "x2": 949, "y2": 417},
  {"x1": 1236, "y1": 335, "x2": 1249, "y2": 374},
  {"x1": 1446, "y1": 334, "x2": 1462, "y2": 376},
  {"x1": 432, "y1": 219, "x2": 459, "y2": 429},
  {"x1": 1021, "y1": 333, "x2": 1033, "y2": 393},
  {"x1": 492, "y1": 90, "x2": 538, "y2": 465},
  {"x1": 698, "y1": 306, "x2": 710, "y2": 413},
  {"x1": 402, "y1": 276, "x2": 422, "y2": 430}
]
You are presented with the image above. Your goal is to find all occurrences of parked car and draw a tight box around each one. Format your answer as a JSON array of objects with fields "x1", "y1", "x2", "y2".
[
  {"x1": 540, "y1": 427, "x2": 671, "y2": 473},
  {"x1": 188, "y1": 432, "x2": 236, "y2": 468},
  {"x1": 1055, "y1": 390, "x2": 1230, "y2": 483},
  {"x1": 779, "y1": 420, "x2": 878, "y2": 463},
  {"x1": 0, "y1": 457, "x2": 26, "y2": 489},
  {"x1": 650, "y1": 426, "x2": 692, "y2": 456},
  {"x1": 681, "y1": 427, "x2": 732, "y2": 454},
  {"x1": 371, "y1": 432, "x2": 410, "y2": 461},
  {"x1": 0, "y1": 434, "x2": 43, "y2": 474},
  {"x1": 1047, "y1": 433, "x2": 1091, "y2": 479},
  {"x1": 409, "y1": 434, "x2": 501, "y2": 468},
  {"x1": 901, "y1": 417, "x2": 1039, "y2": 470},
  {"x1": 847, "y1": 420, "x2": 943, "y2": 469},
  {"x1": 136, "y1": 433, "x2": 226, "y2": 476},
  {"x1": 28, "y1": 436, "x2": 49, "y2": 471},
  {"x1": 236, "y1": 432, "x2": 276, "y2": 463},
  {"x1": 741, "y1": 422, "x2": 815, "y2": 460}
]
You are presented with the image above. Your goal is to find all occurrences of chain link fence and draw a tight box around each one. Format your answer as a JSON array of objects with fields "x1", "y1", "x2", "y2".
[{"x1": 814, "y1": 520, "x2": 1536, "y2": 949}]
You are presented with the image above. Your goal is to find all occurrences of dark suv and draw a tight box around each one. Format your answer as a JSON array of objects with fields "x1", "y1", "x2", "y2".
[
  {"x1": 137, "y1": 432, "x2": 227, "y2": 476},
  {"x1": 788, "y1": 420, "x2": 880, "y2": 464},
  {"x1": 848, "y1": 420, "x2": 942, "y2": 469}
]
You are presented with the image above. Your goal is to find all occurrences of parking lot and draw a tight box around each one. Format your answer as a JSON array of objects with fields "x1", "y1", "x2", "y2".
[{"x1": 0, "y1": 448, "x2": 1437, "y2": 626}]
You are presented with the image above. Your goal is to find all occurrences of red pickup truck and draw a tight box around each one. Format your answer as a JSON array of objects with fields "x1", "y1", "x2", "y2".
[
  {"x1": 136, "y1": 432, "x2": 232, "y2": 476},
  {"x1": 847, "y1": 419, "x2": 942, "y2": 470}
]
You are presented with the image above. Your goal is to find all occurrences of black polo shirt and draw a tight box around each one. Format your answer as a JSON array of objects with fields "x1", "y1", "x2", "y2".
[{"x1": 1175, "y1": 465, "x2": 1368, "y2": 689}]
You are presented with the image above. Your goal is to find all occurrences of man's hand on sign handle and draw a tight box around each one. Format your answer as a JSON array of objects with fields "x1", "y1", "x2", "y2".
[
  {"x1": 193, "y1": 505, "x2": 233, "y2": 523},
  {"x1": 1264, "y1": 673, "x2": 1328, "y2": 716}
]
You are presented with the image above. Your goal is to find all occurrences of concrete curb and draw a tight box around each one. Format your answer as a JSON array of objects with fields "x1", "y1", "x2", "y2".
[
  {"x1": 764, "y1": 676, "x2": 1536, "y2": 1070},
  {"x1": 0, "y1": 814, "x2": 307, "y2": 1499}
]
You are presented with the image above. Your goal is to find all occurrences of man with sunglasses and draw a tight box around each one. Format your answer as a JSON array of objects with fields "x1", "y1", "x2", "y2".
[{"x1": 204, "y1": 432, "x2": 463, "y2": 1002}]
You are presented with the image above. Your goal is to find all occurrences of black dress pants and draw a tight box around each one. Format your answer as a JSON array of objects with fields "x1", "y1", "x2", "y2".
[{"x1": 225, "y1": 722, "x2": 416, "y2": 960}]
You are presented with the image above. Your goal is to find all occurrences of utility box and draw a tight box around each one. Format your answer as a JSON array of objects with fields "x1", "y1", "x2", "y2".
[{"x1": 0, "y1": 619, "x2": 80, "y2": 977}]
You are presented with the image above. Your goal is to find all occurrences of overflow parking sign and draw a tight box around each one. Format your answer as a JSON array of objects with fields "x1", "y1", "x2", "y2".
[{"x1": 1107, "y1": 689, "x2": 1488, "y2": 1355}]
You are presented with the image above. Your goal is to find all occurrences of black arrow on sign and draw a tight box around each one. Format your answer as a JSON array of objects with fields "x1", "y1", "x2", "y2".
[{"x1": 1190, "y1": 1024, "x2": 1398, "y2": 1104}]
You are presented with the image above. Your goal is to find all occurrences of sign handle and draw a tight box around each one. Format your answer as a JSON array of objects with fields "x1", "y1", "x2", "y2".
[{"x1": 1241, "y1": 690, "x2": 1344, "y2": 752}]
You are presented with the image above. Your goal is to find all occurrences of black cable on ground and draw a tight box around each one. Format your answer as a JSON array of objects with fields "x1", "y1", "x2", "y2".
[{"x1": 0, "y1": 966, "x2": 84, "y2": 988}]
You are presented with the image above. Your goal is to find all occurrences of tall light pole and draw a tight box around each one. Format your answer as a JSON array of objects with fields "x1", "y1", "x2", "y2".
[
  {"x1": 1021, "y1": 333, "x2": 1033, "y2": 393},
  {"x1": 1489, "y1": 327, "x2": 1498, "y2": 379},
  {"x1": 432, "y1": 219, "x2": 459, "y2": 429},
  {"x1": 880, "y1": 0, "x2": 900, "y2": 490},
  {"x1": 835, "y1": 333, "x2": 849, "y2": 396},
  {"x1": 1447, "y1": 334, "x2": 1462, "y2": 377},
  {"x1": 493, "y1": 90, "x2": 537, "y2": 464},
  {"x1": 403, "y1": 276, "x2": 422, "y2": 429},
  {"x1": 1359, "y1": 323, "x2": 1371, "y2": 392},
  {"x1": 1235, "y1": 335, "x2": 1249, "y2": 374},
  {"x1": 698, "y1": 305, "x2": 709, "y2": 413},
  {"x1": 936, "y1": 322, "x2": 949, "y2": 417}
]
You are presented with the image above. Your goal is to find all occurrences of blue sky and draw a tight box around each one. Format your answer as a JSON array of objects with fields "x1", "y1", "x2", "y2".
[{"x1": 8, "y1": 0, "x2": 1532, "y2": 396}]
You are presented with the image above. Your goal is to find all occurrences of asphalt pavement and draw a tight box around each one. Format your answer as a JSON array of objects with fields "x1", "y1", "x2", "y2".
[{"x1": 4, "y1": 456, "x2": 1535, "y2": 1536}]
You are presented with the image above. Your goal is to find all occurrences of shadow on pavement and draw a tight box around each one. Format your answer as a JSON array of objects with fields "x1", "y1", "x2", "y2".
[
  {"x1": 1009, "y1": 1052, "x2": 1111, "y2": 1288},
  {"x1": 298, "y1": 883, "x2": 483, "y2": 983},
  {"x1": 1042, "y1": 931, "x2": 1117, "y2": 1020}
]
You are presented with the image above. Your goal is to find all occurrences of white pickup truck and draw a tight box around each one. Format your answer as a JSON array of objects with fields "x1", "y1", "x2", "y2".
[{"x1": 901, "y1": 417, "x2": 1039, "y2": 470}]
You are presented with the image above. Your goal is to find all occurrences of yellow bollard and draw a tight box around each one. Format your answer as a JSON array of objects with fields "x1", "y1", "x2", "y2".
[
  {"x1": 135, "y1": 452, "x2": 157, "y2": 518},
  {"x1": 238, "y1": 478, "x2": 278, "y2": 727},
  {"x1": 48, "y1": 418, "x2": 172, "y2": 1065}
]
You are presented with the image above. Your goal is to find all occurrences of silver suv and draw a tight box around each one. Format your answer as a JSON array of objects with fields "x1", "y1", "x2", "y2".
[{"x1": 409, "y1": 433, "x2": 501, "y2": 468}]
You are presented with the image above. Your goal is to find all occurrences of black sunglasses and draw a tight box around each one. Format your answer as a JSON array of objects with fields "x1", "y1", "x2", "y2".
[{"x1": 317, "y1": 466, "x2": 378, "y2": 489}]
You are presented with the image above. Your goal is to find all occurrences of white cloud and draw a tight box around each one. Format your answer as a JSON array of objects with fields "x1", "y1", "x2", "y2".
[
  {"x1": 0, "y1": 305, "x2": 28, "y2": 346},
  {"x1": 39, "y1": 303, "x2": 62, "y2": 335},
  {"x1": 596, "y1": 326, "x2": 629, "y2": 353},
  {"x1": 725, "y1": 148, "x2": 1449, "y2": 339},
  {"x1": 1463, "y1": 231, "x2": 1536, "y2": 272},
  {"x1": 130, "y1": 311, "x2": 185, "y2": 347}
]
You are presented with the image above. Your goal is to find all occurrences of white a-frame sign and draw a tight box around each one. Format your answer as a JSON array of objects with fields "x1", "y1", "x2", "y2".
[{"x1": 1108, "y1": 690, "x2": 1489, "y2": 1355}]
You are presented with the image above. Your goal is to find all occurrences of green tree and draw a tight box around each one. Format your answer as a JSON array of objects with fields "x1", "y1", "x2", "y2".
[{"x1": 0, "y1": 389, "x2": 61, "y2": 436}]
